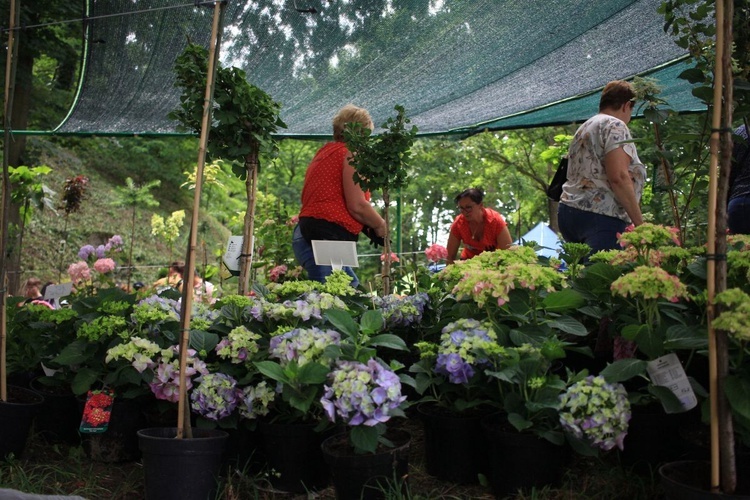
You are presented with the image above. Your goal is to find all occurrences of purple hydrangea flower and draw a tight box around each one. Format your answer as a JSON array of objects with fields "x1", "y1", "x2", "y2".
[{"x1": 190, "y1": 373, "x2": 242, "y2": 421}]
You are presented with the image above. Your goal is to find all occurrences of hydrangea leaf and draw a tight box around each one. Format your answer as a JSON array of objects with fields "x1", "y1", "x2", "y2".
[
  {"x1": 542, "y1": 289, "x2": 586, "y2": 312},
  {"x1": 664, "y1": 324, "x2": 708, "y2": 350},
  {"x1": 545, "y1": 316, "x2": 588, "y2": 336},
  {"x1": 369, "y1": 333, "x2": 408, "y2": 351},
  {"x1": 359, "y1": 310, "x2": 384, "y2": 335},
  {"x1": 296, "y1": 361, "x2": 330, "y2": 385},
  {"x1": 189, "y1": 330, "x2": 219, "y2": 353},
  {"x1": 647, "y1": 384, "x2": 684, "y2": 414},
  {"x1": 600, "y1": 359, "x2": 648, "y2": 383},
  {"x1": 254, "y1": 360, "x2": 290, "y2": 384},
  {"x1": 324, "y1": 309, "x2": 359, "y2": 338},
  {"x1": 725, "y1": 375, "x2": 750, "y2": 421},
  {"x1": 71, "y1": 368, "x2": 99, "y2": 395},
  {"x1": 350, "y1": 425, "x2": 379, "y2": 454}
]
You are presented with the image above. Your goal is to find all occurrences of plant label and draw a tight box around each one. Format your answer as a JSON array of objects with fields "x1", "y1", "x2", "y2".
[
  {"x1": 646, "y1": 353, "x2": 697, "y2": 413},
  {"x1": 79, "y1": 389, "x2": 115, "y2": 433}
]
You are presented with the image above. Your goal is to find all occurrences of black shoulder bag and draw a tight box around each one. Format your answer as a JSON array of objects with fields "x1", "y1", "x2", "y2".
[{"x1": 546, "y1": 157, "x2": 568, "y2": 202}]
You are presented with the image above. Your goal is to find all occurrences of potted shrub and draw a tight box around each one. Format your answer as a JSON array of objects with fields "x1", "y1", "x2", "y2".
[{"x1": 410, "y1": 318, "x2": 500, "y2": 484}]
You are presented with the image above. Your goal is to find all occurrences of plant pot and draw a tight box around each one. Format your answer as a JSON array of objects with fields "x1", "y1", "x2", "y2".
[
  {"x1": 417, "y1": 403, "x2": 490, "y2": 483},
  {"x1": 80, "y1": 396, "x2": 147, "y2": 462},
  {"x1": 30, "y1": 378, "x2": 81, "y2": 445},
  {"x1": 322, "y1": 429, "x2": 411, "y2": 500},
  {"x1": 138, "y1": 427, "x2": 228, "y2": 500},
  {"x1": 659, "y1": 460, "x2": 750, "y2": 499},
  {"x1": 620, "y1": 403, "x2": 685, "y2": 470},
  {"x1": 482, "y1": 415, "x2": 568, "y2": 497},
  {"x1": 257, "y1": 420, "x2": 331, "y2": 493},
  {"x1": 0, "y1": 385, "x2": 44, "y2": 459}
]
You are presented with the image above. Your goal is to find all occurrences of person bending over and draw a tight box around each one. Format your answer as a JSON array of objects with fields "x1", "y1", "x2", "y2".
[{"x1": 446, "y1": 187, "x2": 512, "y2": 265}]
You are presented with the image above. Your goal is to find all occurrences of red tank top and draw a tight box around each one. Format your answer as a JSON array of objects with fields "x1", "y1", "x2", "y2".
[{"x1": 299, "y1": 141, "x2": 366, "y2": 235}]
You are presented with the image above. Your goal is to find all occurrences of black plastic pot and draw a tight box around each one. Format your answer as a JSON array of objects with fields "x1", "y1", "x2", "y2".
[
  {"x1": 138, "y1": 427, "x2": 228, "y2": 500},
  {"x1": 417, "y1": 403, "x2": 490, "y2": 483},
  {"x1": 0, "y1": 385, "x2": 44, "y2": 459},
  {"x1": 659, "y1": 460, "x2": 750, "y2": 499},
  {"x1": 30, "y1": 378, "x2": 81, "y2": 445},
  {"x1": 257, "y1": 420, "x2": 331, "y2": 493},
  {"x1": 482, "y1": 415, "x2": 568, "y2": 497},
  {"x1": 322, "y1": 429, "x2": 410, "y2": 500}
]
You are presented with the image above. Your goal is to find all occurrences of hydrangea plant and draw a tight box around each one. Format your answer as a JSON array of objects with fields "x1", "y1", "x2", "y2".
[
  {"x1": 411, "y1": 318, "x2": 500, "y2": 412},
  {"x1": 320, "y1": 358, "x2": 407, "y2": 454},
  {"x1": 558, "y1": 375, "x2": 631, "y2": 453}
]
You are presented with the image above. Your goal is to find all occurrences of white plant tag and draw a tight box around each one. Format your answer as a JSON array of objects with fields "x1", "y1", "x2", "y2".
[{"x1": 646, "y1": 353, "x2": 698, "y2": 413}]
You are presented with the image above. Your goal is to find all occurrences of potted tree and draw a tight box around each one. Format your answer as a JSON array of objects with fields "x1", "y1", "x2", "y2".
[{"x1": 344, "y1": 105, "x2": 417, "y2": 295}]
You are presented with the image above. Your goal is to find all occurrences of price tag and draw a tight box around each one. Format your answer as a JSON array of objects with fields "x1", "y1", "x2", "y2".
[{"x1": 646, "y1": 353, "x2": 697, "y2": 413}]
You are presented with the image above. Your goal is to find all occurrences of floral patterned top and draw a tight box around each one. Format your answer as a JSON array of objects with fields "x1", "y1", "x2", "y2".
[{"x1": 560, "y1": 114, "x2": 646, "y2": 223}]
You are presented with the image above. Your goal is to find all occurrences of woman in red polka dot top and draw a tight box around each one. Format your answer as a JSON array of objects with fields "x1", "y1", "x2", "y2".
[{"x1": 292, "y1": 104, "x2": 387, "y2": 288}]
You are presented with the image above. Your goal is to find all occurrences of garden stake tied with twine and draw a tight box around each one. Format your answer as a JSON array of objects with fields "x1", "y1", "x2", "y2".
[{"x1": 175, "y1": 0, "x2": 224, "y2": 439}]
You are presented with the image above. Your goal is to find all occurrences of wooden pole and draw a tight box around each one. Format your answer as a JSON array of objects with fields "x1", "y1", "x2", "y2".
[
  {"x1": 176, "y1": 0, "x2": 224, "y2": 439},
  {"x1": 1, "y1": 0, "x2": 20, "y2": 402},
  {"x1": 707, "y1": 0, "x2": 725, "y2": 490}
]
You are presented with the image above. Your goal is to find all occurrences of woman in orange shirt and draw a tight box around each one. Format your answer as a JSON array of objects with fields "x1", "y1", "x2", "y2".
[
  {"x1": 446, "y1": 188, "x2": 512, "y2": 265},
  {"x1": 292, "y1": 104, "x2": 386, "y2": 287}
]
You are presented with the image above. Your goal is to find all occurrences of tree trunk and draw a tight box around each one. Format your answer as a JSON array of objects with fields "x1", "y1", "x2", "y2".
[
  {"x1": 238, "y1": 153, "x2": 259, "y2": 295},
  {"x1": 5, "y1": 51, "x2": 33, "y2": 295},
  {"x1": 382, "y1": 189, "x2": 391, "y2": 296}
]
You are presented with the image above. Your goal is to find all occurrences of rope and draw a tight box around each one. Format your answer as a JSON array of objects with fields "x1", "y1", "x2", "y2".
[{"x1": 0, "y1": 2, "x2": 215, "y2": 33}]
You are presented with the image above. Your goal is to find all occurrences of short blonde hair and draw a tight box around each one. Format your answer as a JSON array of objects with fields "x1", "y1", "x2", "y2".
[{"x1": 332, "y1": 104, "x2": 373, "y2": 141}]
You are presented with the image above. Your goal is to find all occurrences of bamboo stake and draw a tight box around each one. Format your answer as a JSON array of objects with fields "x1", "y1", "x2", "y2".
[
  {"x1": 707, "y1": 0, "x2": 725, "y2": 490},
  {"x1": 0, "y1": 0, "x2": 20, "y2": 403},
  {"x1": 176, "y1": 0, "x2": 224, "y2": 439}
]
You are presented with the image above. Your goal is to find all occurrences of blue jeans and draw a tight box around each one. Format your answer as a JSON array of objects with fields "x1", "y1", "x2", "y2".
[
  {"x1": 728, "y1": 196, "x2": 750, "y2": 235},
  {"x1": 558, "y1": 203, "x2": 628, "y2": 253},
  {"x1": 291, "y1": 225, "x2": 359, "y2": 288}
]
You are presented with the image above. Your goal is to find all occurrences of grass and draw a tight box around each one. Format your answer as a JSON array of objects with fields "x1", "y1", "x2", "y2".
[{"x1": 0, "y1": 417, "x2": 666, "y2": 500}]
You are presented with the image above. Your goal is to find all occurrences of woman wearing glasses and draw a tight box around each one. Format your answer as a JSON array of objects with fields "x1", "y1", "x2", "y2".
[
  {"x1": 557, "y1": 80, "x2": 645, "y2": 253},
  {"x1": 446, "y1": 187, "x2": 512, "y2": 265}
]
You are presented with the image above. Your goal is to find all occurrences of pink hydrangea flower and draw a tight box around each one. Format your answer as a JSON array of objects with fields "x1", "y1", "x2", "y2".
[
  {"x1": 380, "y1": 252, "x2": 400, "y2": 262},
  {"x1": 269, "y1": 264, "x2": 288, "y2": 282},
  {"x1": 93, "y1": 258, "x2": 116, "y2": 274},
  {"x1": 68, "y1": 261, "x2": 91, "y2": 283},
  {"x1": 425, "y1": 243, "x2": 448, "y2": 263}
]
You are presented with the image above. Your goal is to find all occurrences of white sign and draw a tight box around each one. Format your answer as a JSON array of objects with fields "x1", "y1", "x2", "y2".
[
  {"x1": 223, "y1": 236, "x2": 243, "y2": 273},
  {"x1": 43, "y1": 282, "x2": 73, "y2": 301},
  {"x1": 311, "y1": 240, "x2": 359, "y2": 270},
  {"x1": 646, "y1": 353, "x2": 698, "y2": 413}
]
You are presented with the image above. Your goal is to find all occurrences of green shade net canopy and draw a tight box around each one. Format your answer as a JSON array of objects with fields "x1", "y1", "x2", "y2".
[{"x1": 52, "y1": 0, "x2": 704, "y2": 138}]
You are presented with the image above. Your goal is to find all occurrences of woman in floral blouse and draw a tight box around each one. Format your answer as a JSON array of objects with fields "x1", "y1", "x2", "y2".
[{"x1": 558, "y1": 80, "x2": 645, "y2": 253}]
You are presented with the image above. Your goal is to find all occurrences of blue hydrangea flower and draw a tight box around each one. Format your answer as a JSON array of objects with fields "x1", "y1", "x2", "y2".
[
  {"x1": 190, "y1": 372, "x2": 241, "y2": 421},
  {"x1": 321, "y1": 359, "x2": 406, "y2": 427}
]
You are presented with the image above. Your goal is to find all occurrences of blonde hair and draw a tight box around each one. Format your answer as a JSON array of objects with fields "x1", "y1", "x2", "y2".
[{"x1": 332, "y1": 104, "x2": 373, "y2": 141}]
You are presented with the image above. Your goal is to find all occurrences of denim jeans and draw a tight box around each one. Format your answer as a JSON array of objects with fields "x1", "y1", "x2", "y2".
[
  {"x1": 291, "y1": 225, "x2": 359, "y2": 288},
  {"x1": 558, "y1": 203, "x2": 628, "y2": 253},
  {"x1": 728, "y1": 196, "x2": 750, "y2": 235}
]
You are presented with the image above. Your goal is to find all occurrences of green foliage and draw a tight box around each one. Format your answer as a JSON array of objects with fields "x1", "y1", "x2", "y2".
[
  {"x1": 169, "y1": 43, "x2": 287, "y2": 172},
  {"x1": 344, "y1": 105, "x2": 418, "y2": 195}
]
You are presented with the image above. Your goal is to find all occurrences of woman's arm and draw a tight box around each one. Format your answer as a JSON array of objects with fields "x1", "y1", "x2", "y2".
[
  {"x1": 604, "y1": 147, "x2": 643, "y2": 226},
  {"x1": 342, "y1": 157, "x2": 387, "y2": 236},
  {"x1": 446, "y1": 233, "x2": 461, "y2": 265},
  {"x1": 496, "y1": 226, "x2": 513, "y2": 250}
]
